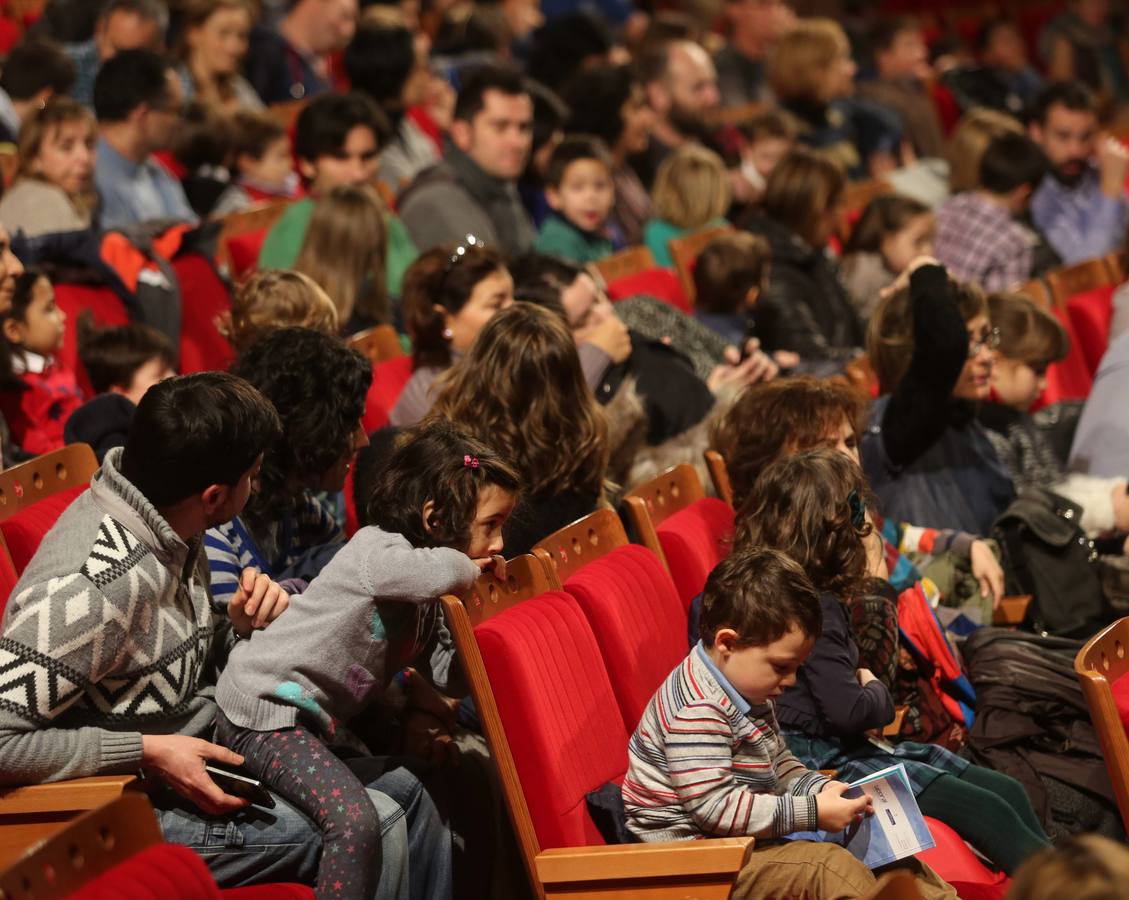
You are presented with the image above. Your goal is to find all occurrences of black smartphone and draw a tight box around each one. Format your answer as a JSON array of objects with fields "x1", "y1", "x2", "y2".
[{"x1": 205, "y1": 763, "x2": 276, "y2": 808}]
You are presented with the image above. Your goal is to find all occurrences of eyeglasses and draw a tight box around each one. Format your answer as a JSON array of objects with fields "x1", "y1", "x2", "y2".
[
  {"x1": 444, "y1": 234, "x2": 485, "y2": 275},
  {"x1": 968, "y1": 326, "x2": 1001, "y2": 356}
]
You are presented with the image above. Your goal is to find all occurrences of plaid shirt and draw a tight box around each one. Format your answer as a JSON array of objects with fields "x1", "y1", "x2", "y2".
[{"x1": 934, "y1": 192, "x2": 1032, "y2": 291}]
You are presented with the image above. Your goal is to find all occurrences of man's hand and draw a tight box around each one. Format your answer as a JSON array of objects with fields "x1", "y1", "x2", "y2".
[
  {"x1": 1098, "y1": 136, "x2": 1129, "y2": 198},
  {"x1": 228, "y1": 568, "x2": 289, "y2": 639},
  {"x1": 141, "y1": 734, "x2": 250, "y2": 815},
  {"x1": 970, "y1": 540, "x2": 1005, "y2": 610},
  {"x1": 816, "y1": 781, "x2": 873, "y2": 832},
  {"x1": 581, "y1": 313, "x2": 632, "y2": 364},
  {"x1": 402, "y1": 709, "x2": 460, "y2": 767}
]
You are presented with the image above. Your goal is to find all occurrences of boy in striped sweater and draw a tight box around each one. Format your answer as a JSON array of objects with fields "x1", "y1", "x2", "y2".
[{"x1": 623, "y1": 548, "x2": 957, "y2": 899}]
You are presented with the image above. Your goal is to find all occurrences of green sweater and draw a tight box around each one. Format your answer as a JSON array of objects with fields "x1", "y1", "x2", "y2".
[
  {"x1": 534, "y1": 213, "x2": 613, "y2": 264},
  {"x1": 258, "y1": 197, "x2": 418, "y2": 297},
  {"x1": 644, "y1": 217, "x2": 729, "y2": 268}
]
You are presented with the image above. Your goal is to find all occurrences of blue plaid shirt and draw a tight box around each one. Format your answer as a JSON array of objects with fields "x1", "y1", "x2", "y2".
[{"x1": 1031, "y1": 165, "x2": 1129, "y2": 265}]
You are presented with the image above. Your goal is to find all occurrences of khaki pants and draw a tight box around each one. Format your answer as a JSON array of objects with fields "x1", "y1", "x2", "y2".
[{"x1": 731, "y1": 841, "x2": 959, "y2": 900}]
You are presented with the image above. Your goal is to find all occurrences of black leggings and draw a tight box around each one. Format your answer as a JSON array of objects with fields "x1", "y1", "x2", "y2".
[{"x1": 916, "y1": 765, "x2": 1050, "y2": 875}]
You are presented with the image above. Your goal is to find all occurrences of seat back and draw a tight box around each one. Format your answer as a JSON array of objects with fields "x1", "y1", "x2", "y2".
[
  {"x1": 53, "y1": 283, "x2": 132, "y2": 395},
  {"x1": 347, "y1": 325, "x2": 405, "y2": 364},
  {"x1": 536, "y1": 507, "x2": 688, "y2": 728},
  {"x1": 704, "y1": 449, "x2": 733, "y2": 506},
  {"x1": 440, "y1": 555, "x2": 629, "y2": 888},
  {"x1": 172, "y1": 254, "x2": 236, "y2": 374},
  {"x1": 605, "y1": 266, "x2": 689, "y2": 311},
  {"x1": 1065, "y1": 283, "x2": 1115, "y2": 376},
  {"x1": 1075, "y1": 616, "x2": 1129, "y2": 833},
  {"x1": 623, "y1": 464, "x2": 734, "y2": 610},
  {"x1": 0, "y1": 444, "x2": 98, "y2": 575},
  {"x1": 1046, "y1": 256, "x2": 1117, "y2": 308},
  {"x1": 362, "y1": 355, "x2": 414, "y2": 432},
  {"x1": 1016, "y1": 277, "x2": 1054, "y2": 311},
  {"x1": 215, "y1": 200, "x2": 291, "y2": 278},
  {"x1": 668, "y1": 224, "x2": 732, "y2": 306},
  {"x1": 593, "y1": 246, "x2": 656, "y2": 285}
]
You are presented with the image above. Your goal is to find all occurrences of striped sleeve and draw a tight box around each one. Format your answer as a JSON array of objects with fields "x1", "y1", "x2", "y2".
[{"x1": 204, "y1": 521, "x2": 263, "y2": 608}]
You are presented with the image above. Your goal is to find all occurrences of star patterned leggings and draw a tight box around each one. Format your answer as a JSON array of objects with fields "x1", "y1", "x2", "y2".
[{"x1": 216, "y1": 715, "x2": 383, "y2": 899}]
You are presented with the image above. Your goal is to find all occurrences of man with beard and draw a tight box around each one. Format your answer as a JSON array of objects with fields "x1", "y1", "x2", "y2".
[
  {"x1": 1029, "y1": 79, "x2": 1129, "y2": 264},
  {"x1": 634, "y1": 39, "x2": 723, "y2": 189},
  {"x1": 714, "y1": 0, "x2": 793, "y2": 108}
]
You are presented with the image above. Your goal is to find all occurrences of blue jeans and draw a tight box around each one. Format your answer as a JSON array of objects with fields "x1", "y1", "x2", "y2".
[{"x1": 153, "y1": 760, "x2": 452, "y2": 900}]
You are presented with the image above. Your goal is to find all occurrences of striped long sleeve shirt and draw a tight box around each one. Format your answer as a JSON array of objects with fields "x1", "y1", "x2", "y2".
[{"x1": 623, "y1": 644, "x2": 829, "y2": 842}]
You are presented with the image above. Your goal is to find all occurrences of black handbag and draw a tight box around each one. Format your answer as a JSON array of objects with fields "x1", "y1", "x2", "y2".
[{"x1": 992, "y1": 487, "x2": 1110, "y2": 638}]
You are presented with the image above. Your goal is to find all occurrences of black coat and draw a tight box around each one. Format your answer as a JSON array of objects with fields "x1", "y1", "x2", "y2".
[{"x1": 740, "y1": 211, "x2": 865, "y2": 363}]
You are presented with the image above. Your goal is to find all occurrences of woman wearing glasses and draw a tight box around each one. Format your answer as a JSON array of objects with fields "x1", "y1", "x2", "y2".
[{"x1": 861, "y1": 257, "x2": 1016, "y2": 535}]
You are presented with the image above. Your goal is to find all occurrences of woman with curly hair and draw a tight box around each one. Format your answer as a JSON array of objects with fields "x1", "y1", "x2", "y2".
[
  {"x1": 741, "y1": 448, "x2": 1049, "y2": 875},
  {"x1": 426, "y1": 302, "x2": 609, "y2": 554},
  {"x1": 205, "y1": 327, "x2": 372, "y2": 595}
]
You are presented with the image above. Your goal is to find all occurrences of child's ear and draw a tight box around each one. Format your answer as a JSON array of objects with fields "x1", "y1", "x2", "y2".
[
  {"x1": 744, "y1": 286, "x2": 760, "y2": 309},
  {"x1": 2, "y1": 317, "x2": 23, "y2": 345},
  {"x1": 297, "y1": 157, "x2": 317, "y2": 183},
  {"x1": 421, "y1": 499, "x2": 437, "y2": 535},
  {"x1": 713, "y1": 627, "x2": 740, "y2": 656},
  {"x1": 545, "y1": 185, "x2": 563, "y2": 211},
  {"x1": 200, "y1": 482, "x2": 229, "y2": 516}
]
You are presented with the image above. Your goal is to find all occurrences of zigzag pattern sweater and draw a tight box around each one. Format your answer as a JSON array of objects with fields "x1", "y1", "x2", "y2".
[
  {"x1": 0, "y1": 447, "x2": 226, "y2": 785},
  {"x1": 623, "y1": 645, "x2": 829, "y2": 842}
]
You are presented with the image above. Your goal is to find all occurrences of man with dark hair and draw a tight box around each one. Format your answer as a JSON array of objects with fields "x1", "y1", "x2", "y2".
[
  {"x1": 0, "y1": 40, "x2": 75, "y2": 143},
  {"x1": 1028, "y1": 79, "x2": 1129, "y2": 263},
  {"x1": 65, "y1": 0, "x2": 165, "y2": 107},
  {"x1": 941, "y1": 19, "x2": 1043, "y2": 117},
  {"x1": 258, "y1": 91, "x2": 417, "y2": 296},
  {"x1": 244, "y1": 0, "x2": 357, "y2": 105},
  {"x1": 858, "y1": 18, "x2": 945, "y2": 159},
  {"x1": 934, "y1": 131, "x2": 1048, "y2": 290},
  {"x1": 714, "y1": 0, "x2": 791, "y2": 108},
  {"x1": 0, "y1": 372, "x2": 450, "y2": 894},
  {"x1": 399, "y1": 65, "x2": 536, "y2": 255},
  {"x1": 639, "y1": 39, "x2": 721, "y2": 160},
  {"x1": 93, "y1": 48, "x2": 195, "y2": 228}
]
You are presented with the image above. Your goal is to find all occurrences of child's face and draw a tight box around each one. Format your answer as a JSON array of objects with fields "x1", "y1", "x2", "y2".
[
  {"x1": 878, "y1": 29, "x2": 929, "y2": 81},
  {"x1": 8, "y1": 277, "x2": 64, "y2": 356},
  {"x1": 547, "y1": 159, "x2": 615, "y2": 234},
  {"x1": 818, "y1": 416, "x2": 860, "y2": 466},
  {"x1": 747, "y1": 136, "x2": 791, "y2": 182},
  {"x1": 993, "y1": 356, "x2": 1046, "y2": 411},
  {"x1": 35, "y1": 119, "x2": 95, "y2": 197},
  {"x1": 953, "y1": 315, "x2": 996, "y2": 401},
  {"x1": 465, "y1": 483, "x2": 516, "y2": 561},
  {"x1": 241, "y1": 136, "x2": 295, "y2": 189},
  {"x1": 116, "y1": 353, "x2": 175, "y2": 406},
  {"x1": 880, "y1": 213, "x2": 934, "y2": 275},
  {"x1": 710, "y1": 623, "x2": 814, "y2": 705}
]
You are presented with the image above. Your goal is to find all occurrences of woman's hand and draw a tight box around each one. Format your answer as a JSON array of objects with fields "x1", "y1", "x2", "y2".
[
  {"x1": 880, "y1": 255, "x2": 941, "y2": 302},
  {"x1": 969, "y1": 540, "x2": 1005, "y2": 610}
]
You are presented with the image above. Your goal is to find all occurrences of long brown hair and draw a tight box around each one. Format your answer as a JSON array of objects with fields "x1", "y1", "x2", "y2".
[
  {"x1": 736, "y1": 447, "x2": 872, "y2": 599},
  {"x1": 712, "y1": 377, "x2": 868, "y2": 510},
  {"x1": 176, "y1": 0, "x2": 253, "y2": 106},
  {"x1": 426, "y1": 302, "x2": 609, "y2": 498},
  {"x1": 294, "y1": 184, "x2": 389, "y2": 329},
  {"x1": 15, "y1": 97, "x2": 96, "y2": 216}
]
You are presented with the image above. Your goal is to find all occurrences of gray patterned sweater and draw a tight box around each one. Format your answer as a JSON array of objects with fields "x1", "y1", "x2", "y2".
[{"x1": 0, "y1": 447, "x2": 227, "y2": 785}]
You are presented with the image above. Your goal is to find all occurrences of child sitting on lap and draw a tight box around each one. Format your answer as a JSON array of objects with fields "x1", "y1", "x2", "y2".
[{"x1": 623, "y1": 547, "x2": 956, "y2": 900}]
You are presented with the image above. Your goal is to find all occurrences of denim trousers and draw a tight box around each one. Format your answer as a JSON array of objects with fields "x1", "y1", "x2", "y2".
[{"x1": 153, "y1": 758, "x2": 452, "y2": 900}]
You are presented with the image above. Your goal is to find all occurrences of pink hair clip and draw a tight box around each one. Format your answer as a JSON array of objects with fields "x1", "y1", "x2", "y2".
[{"x1": 464, "y1": 455, "x2": 479, "y2": 468}]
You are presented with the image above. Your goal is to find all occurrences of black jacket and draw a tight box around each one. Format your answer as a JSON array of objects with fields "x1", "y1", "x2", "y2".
[{"x1": 740, "y1": 211, "x2": 865, "y2": 364}]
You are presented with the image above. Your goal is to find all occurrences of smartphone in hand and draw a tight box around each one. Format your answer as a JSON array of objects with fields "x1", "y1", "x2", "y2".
[{"x1": 204, "y1": 763, "x2": 276, "y2": 808}]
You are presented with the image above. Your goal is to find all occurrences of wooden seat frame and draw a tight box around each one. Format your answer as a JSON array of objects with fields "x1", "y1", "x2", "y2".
[
  {"x1": 440, "y1": 553, "x2": 753, "y2": 900},
  {"x1": 622, "y1": 464, "x2": 708, "y2": 574},
  {"x1": 347, "y1": 324, "x2": 405, "y2": 364},
  {"x1": 668, "y1": 225, "x2": 733, "y2": 307},
  {"x1": 593, "y1": 246, "x2": 656, "y2": 286},
  {"x1": 1075, "y1": 616, "x2": 1129, "y2": 833}
]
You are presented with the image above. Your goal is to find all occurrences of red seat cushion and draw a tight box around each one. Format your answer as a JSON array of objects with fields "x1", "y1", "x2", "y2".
[
  {"x1": 563, "y1": 544, "x2": 687, "y2": 730},
  {"x1": 476, "y1": 591, "x2": 629, "y2": 850},
  {"x1": 0, "y1": 541, "x2": 19, "y2": 619},
  {"x1": 363, "y1": 357, "x2": 413, "y2": 432},
  {"x1": 606, "y1": 268, "x2": 690, "y2": 313},
  {"x1": 72, "y1": 842, "x2": 222, "y2": 899},
  {"x1": 222, "y1": 885, "x2": 315, "y2": 898},
  {"x1": 1111, "y1": 671, "x2": 1129, "y2": 733},
  {"x1": 917, "y1": 816, "x2": 1010, "y2": 900},
  {"x1": 227, "y1": 229, "x2": 268, "y2": 282},
  {"x1": 54, "y1": 284, "x2": 132, "y2": 395},
  {"x1": 1, "y1": 485, "x2": 88, "y2": 574},
  {"x1": 172, "y1": 255, "x2": 236, "y2": 374},
  {"x1": 655, "y1": 499, "x2": 735, "y2": 611},
  {"x1": 1066, "y1": 285, "x2": 1114, "y2": 377},
  {"x1": 1037, "y1": 306, "x2": 1093, "y2": 408}
]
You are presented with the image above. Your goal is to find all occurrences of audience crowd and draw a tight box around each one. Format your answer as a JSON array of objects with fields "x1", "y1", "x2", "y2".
[{"x1": 2, "y1": 0, "x2": 1129, "y2": 897}]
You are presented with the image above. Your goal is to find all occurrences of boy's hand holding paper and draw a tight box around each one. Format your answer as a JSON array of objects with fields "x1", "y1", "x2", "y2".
[{"x1": 817, "y1": 780, "x2": 874, "y2": 832}]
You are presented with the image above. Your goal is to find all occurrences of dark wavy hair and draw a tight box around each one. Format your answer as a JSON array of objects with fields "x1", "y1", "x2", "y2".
[
  {"x1": 735, "y1": 448, "x2": 872, "y2": 599},
  {"x1": 363, "y1": 421, "x2": 521, "y2": 551},
  {"x1": 712, "y1": 377, "x2": 868, "y2": 510},
  {"x1": 230, "y1": 326, "x2": 372, "y2": 519}
]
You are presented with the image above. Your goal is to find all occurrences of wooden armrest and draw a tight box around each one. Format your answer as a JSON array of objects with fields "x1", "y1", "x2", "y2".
[
  {"x1": 536, "y1": 837, "x2": 754, "y2": 884},
  {"x1": 993, "y1": 595, "x2": 1031, "y2": 627},
  {"x1": 0, "y1": 775, "x2": 137, "y2": 815},
  {"x1": 883, "y1": 705, "x2": 907, "y2": 738}
]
